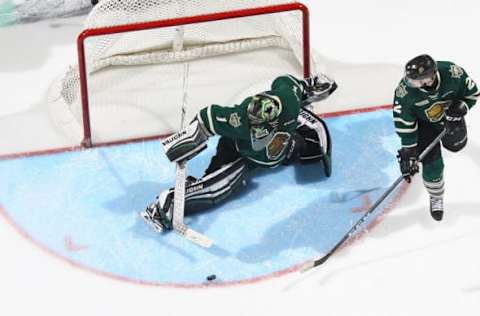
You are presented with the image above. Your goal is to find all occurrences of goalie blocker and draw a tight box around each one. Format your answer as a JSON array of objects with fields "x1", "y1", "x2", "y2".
[{"x1": 162, "y1": 119, "x2": 211, "y2": 163}]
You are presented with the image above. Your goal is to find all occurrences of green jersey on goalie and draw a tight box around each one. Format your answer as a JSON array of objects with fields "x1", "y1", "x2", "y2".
[
  {"x1": 197, "y1": 76, "x2": 311, "y2": 168},
  {"x1": 141, "y1": 74, "x2": 337, "y2": 232}
]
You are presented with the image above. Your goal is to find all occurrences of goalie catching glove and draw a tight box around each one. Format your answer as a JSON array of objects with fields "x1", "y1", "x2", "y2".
[
  {"x1": 301, "y1": 74, "x2": 337, "y2": 106},
  {"x1": 161, "y1": 119, "x2": 211, "y2": 163}
]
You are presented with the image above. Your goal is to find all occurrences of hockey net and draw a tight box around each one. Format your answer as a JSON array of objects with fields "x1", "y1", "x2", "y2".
[{"x1": 48, "y1": 0, "x2": 327, "y2": 147}]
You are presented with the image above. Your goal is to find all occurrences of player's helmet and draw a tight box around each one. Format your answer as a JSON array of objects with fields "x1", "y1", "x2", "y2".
[
  {"x1": 247, "y1": 93, "x2": 282, "y2": 126},
  {"x1": 404, "y1": 54, "x2": 438, "y2": 88}
]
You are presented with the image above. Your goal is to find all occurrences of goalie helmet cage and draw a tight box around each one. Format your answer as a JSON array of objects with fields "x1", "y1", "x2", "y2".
[{"x1": 48, "y1": 0, "x2": 324, "y2": 147}]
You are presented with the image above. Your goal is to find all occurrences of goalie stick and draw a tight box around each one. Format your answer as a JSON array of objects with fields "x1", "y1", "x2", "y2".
[
  {"x1": 171, "y1": 61, "x2": 213, "y2": 248},
  {"x1": 301, "y1": 128, "x2": 447, "y2": 272}
]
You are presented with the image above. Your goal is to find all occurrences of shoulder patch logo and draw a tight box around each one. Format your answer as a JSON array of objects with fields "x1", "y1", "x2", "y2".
[
  {"x1": 395, "y1": 83, "x2": 408, "y2": 98},
  {"x1": 449, "y1": 64, "x2": 464, "y2": 79},
  {"x1": 228, "y1": 112, "x2": 242, "y2": 128}
]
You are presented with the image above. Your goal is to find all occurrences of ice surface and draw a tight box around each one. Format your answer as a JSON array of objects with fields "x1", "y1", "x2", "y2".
[{"x1": 1, "y1": 0, "x2": 480, "y2": 315}]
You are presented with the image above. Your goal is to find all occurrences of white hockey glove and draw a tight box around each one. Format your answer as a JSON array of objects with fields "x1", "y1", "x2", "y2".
[
  {"x1": 302, "y1": 74, "x2": 337, "y2": 106},
  {"x1": 161, "y1": 120, "x2": 209, "y2": 163}
]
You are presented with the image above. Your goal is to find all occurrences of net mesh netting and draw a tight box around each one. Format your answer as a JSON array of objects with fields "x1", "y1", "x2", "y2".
[{"x1": 48, "y1": 0, "x2": 326, "y2": 145}]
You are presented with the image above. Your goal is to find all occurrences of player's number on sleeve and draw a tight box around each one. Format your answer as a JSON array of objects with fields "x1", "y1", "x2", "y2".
[{"x1": 466, "y1": 77, "x2": 476, "y2": 90}]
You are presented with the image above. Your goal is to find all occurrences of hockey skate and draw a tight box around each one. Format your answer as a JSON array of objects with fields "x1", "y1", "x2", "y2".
[
  {"x1": 140, "y1": 176, "x2": 198, "y2": 232},
  {"x1": 140, "y1": 190, "x2": 174, "y2": 232},
  {"x1": 429, "y1": 196, "x2": 444, "y2": 221}
]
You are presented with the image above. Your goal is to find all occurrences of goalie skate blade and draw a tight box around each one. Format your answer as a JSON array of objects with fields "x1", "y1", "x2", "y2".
[{"x1": 176, "y1": 228, "x2": 213, "y2": 248}]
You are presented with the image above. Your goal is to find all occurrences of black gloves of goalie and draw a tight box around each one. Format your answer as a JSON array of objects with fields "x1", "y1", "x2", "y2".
[
  {"x1": 397, "y1": 147, "x2": 419, "y2": 183},
  {"x1": 446, "y1": 100, "x2": 468, "y2": 118}
]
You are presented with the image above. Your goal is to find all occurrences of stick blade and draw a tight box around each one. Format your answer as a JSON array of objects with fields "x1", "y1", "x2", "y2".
[
  {"x1": 300, "y1": 254, "x2": 330, "y2": 273},
  {"x1": 174, "y1": 223, "x2": 213, "y2": 248},
  {"x1": 183, "y1": 228, "x2": 213, "y2": 248},
  {"x1": 300, "y1": 260, "x2": 315, "y2": 273}
]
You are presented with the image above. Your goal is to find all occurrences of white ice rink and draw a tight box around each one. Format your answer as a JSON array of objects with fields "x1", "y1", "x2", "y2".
[{"x1": 1, "y1": 0, "x2": 480, "y2": 315}]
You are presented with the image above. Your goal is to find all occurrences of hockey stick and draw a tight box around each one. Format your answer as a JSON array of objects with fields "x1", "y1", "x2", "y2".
[
  {"x1": 301, "y1": 129, "x2": 447, "y2": 272},
  {"x1": 171, "y1": 61, "x2": 213, "y2": 248}
]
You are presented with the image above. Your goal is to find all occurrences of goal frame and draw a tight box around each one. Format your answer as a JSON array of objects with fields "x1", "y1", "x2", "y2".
[{"x1": 76, "y1": 2, "x2": 311, "y2": 147}]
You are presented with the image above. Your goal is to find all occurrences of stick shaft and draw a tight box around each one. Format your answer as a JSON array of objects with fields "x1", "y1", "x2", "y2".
[{"x1": 302, "y1": 129, "x2": 447, "y2": 271}]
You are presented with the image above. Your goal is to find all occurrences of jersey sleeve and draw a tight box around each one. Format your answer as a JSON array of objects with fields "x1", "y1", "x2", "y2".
[
  {"x1": 455, "y1": 65, "x2": 479, "y2": 110},
  {"x1": 271, "y1": 75, "x2": 305, "y2": 102},
  {"x1": 197, "y1": 101, "x2": 251, "y2": 140},
  {"x1": 393, "y1": 82, "x2": 418, "y2": 148}
]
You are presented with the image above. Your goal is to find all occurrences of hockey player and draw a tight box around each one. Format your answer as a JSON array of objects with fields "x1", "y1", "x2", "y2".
[
  {"x1": 394, "y1": 54, "x2": 479, "y2": 221},
  {"x1": 141, "y1": 74, "x2": 337, "y2": 231}
]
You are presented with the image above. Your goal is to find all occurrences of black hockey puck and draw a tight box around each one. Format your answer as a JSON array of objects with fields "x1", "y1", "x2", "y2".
[{"x1": 206, "y1": 274, "x2": 216, "y2": 281}]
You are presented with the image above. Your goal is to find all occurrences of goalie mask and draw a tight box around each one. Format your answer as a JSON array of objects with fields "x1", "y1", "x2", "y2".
[{"x1": 247, "y1": 93, "x2": 282, "y2": 126}]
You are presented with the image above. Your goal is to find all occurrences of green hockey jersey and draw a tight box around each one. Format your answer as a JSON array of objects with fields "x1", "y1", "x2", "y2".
[
  {"x1": 197, "y1": 75, "x2": 305, "y2": 167},
  {"x1": 393, "y1": 61, "x2": 479, "y2": 147}
]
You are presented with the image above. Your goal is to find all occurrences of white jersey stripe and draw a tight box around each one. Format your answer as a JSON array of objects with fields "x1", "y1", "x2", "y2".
[
  {"x1": 394, "y1": 117, "x2": 416, "y2": 126},
  {"x1": 396, "y1": 125, "x2": 418, "y2": 133}
]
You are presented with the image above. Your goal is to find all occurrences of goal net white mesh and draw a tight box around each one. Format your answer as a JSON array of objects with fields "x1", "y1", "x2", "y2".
[{"x1": 48, "y1": 0, "x2": 327, "y2": 146}]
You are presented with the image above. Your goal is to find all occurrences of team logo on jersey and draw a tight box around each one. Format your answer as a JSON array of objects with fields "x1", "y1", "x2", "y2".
[
  {"x1": 449, "y1": 65, "x2": 464, "y2": 78},
  {"x1": 395, "y1": 83, "x2": 408, "y2": 98},
  {"x1": 266, "y1": 132, "x2": 291, "y2": 160},
  {"x1": 228, "y1": 113, "x2": 242, "y2": 128},
  {"x1": 424, "y1": 102, "x2": 446, "y2": 122}
]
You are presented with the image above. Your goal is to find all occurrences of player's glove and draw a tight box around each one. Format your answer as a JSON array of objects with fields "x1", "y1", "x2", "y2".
[
  {"x1": 446, "y1": 100, "x2": 468, "y2": 118},
  {"x1": 397, "y1": 147, "x2": 419, "y2": 183},
  {"x1": 302, "y1": 75, "x2": 337, "y2": 105},
  {"x1": 444, "y1": 100, "x2": 468, "y2": 134}
]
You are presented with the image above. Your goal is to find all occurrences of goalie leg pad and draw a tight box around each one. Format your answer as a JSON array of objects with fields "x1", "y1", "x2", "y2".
[
  {"x1": 184, "y1": 158, "x2": 248, "y2": 211},
  {"x1": 296, "y1": 109, "x2": 332, "y2": 177},
  {"x1": 161, "y1": 120, "x2": 210, "y2": 162},
  {"x1": 154, "y1": 158, "x2": 247, "y2": 220},
  {"x1": 442, "y1": 117, "x2": 467, "y2": 152}
]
